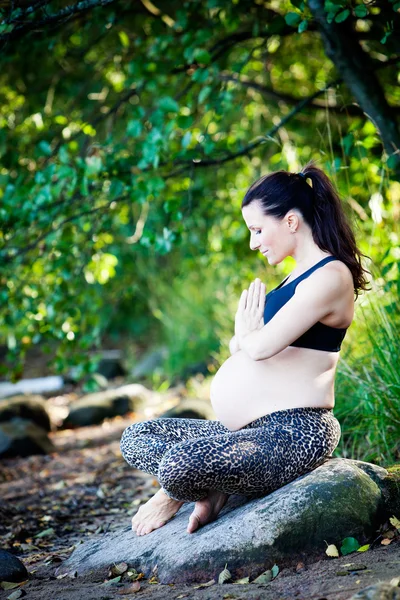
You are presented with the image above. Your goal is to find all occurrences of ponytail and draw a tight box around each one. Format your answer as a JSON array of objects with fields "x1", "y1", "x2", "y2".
[{"x1": 242, "y1": 159, "x2": 371, "y2": 300}]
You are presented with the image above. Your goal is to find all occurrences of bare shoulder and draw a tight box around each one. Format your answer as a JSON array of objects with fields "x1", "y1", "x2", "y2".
[
  {"x1": 296, "y1": 257, "x2": 354, "y2": 307},
  {"x1": 325, "y1": 258, "x2": 354, "y2": 291}
]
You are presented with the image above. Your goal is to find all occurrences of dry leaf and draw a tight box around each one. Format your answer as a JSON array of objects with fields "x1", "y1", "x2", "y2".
[
  {"x1": 295, "y1": 561, "x2": 306, "y2": 573},
  {"x1": 116, "y1": 581, "x2": 141, "y2": 594},
  {"x1": 252, "y1": 570, "x2": 272, "y2": 584},
  {"x1": 218, "y1": 564, "x2": 232, "y2": 584},
  {"x1": 193, "y1": 579, "x2": 216, "y2": 589},
  {"x1": 110, "y1": 562, "x2": 128, "y2": 576},
  {"x1": 326, "y1": 544, "x2": 339, "y2": 557},
  {"x1": 381, "y1": 538, "x2": 392, "y2": 545},
  {"x1": 1, "y1": 583, "x2": 22, "y2": 591},
  {"x1": 389, "y1": 516, "x2": 400, "y2": 531},
  {"x1": 233, "y1": 576, "x2": 250, "y2": 584}
]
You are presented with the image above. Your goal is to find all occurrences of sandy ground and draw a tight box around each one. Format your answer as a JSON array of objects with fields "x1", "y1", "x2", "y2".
[{"x1": 1, "y1": 408, "x2": 400, "y2": 600}]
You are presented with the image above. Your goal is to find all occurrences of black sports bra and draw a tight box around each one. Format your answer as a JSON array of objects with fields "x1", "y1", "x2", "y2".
[{"x1": 263, "y1": 256, "x2": 348, "y2": 352}]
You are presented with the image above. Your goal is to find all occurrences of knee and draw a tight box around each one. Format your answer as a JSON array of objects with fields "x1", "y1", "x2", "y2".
[{"x1": 119, "y1": 420, "x2": 150, "y2": 462}]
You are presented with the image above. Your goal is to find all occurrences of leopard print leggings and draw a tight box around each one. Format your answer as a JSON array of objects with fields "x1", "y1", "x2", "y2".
[{"x1": 120, "y1": 407, "x2": 341, "y2": 503}]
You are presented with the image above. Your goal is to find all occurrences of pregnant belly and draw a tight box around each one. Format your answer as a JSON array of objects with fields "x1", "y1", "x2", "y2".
[{"x1": 210, "y1": 349, "x2": 335, "y2": 431}]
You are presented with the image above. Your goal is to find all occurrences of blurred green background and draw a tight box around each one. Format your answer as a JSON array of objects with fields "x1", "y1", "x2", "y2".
[{"x1": 0, "y1": 0, "x2": 399, "y2": 464}]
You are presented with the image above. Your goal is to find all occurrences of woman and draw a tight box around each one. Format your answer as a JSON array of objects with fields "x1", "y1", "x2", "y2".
[{"x1": 120, "y1": 160, "x2": 370, "y2": 537}]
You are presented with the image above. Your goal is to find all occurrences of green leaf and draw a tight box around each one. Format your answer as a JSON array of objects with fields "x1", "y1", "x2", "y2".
[
  {"x1": 38, "y1": 140, "x2": 52, "y2": 156},
  {"x1": 158, "y1": 96, "x2": 180, "y2": 113},
  {"x1": 181, "y1": 131, "x2": 191, "y2": 149},
  {"x1": 298, "y1": 19, "x2": 308, "y2": 32},
  {"x1": 340, "y1": 537, "x2": 360, "y2": 555},
  {"x1": 118, "y1": 31, "x2": 129, "y2": 48},
  {"x1": 192, "y1": 48, "x2": 211, "y2": 65},
  {"x1": 198, "y1": 86, "x2": 212, "y2": 104},
  {"x1": 126, "y1": 120, "x2": 142, "y2": 137},
  {"x1": 387, "y1": 154, "x2": 399, "y2": 169},
  {"x1": 354, "y1": 5, "x2": 368, "y2": 17},
  {"x1": 335, "y1": 8, "x2": 350, "y2": 22},
  {"x1": 290, "y1": 0, "x2": 305, "y2": 9},
  {"x1": 285, "y1": 12, "x2": 302, "y2": 26}
]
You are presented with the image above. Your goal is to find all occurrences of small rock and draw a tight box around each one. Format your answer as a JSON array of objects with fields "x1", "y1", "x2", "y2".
[
  {"x1": 0, "y1": 418, "x2": 55, "y2": 458},
  {"x1": 0, "y1": 395, "x2": 51, "y2": 431},
  {"x1": 0, "y1": 549, "x2": 29, "y2": 583},
  {"x1": 63, "y1": 384, "x2": 152, "y2": 428}
]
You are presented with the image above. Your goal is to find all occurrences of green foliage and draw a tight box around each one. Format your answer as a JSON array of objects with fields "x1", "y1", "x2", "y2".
[{"x1": 0, "y1": 0, "x2": 399, "y2": 476}]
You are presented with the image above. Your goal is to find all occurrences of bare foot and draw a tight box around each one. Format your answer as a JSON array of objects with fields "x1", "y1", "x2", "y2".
[
  {"x1": 187, "y1": 489, "x2": 229, "y2": 534},
  {"x1": 132, "y1": 488, "x2": 185, "y2": 536}
]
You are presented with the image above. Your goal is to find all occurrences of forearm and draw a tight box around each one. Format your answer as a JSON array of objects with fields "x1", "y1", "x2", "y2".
[
  {"x1": 237, "y1": 330, "x2": 261, "y2": 361},
  {"x1": 229, "y1": 335, "x2": 240, "y2": 355}
]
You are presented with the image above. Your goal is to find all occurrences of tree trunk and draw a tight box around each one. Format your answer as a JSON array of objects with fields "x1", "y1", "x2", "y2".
[{"x1": 308, "y1": 0, "x2": 400, "y2": 174}]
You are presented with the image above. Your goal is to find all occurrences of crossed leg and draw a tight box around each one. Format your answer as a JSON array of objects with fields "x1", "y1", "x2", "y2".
[
  {"x1": 120, "y1": 417, "x2": 232, "y2": 535},
  {"x1": 120, "y1": 410, "x2": 339, "y2": 535}
]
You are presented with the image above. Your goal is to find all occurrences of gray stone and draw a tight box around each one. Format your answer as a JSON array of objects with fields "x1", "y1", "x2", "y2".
[
  {"x1": 0, "y1": 549, "x2": 29, "y2": 582},
  {"x1": 55, "y1": 458, "x2": 390, "y2": 584},
  {"x1": 348, "y1": 581, "x2": 400, "y2": 599},
  {"x1": 62, "y1": 384, "x2": 152, "y2": 428},
  {"x1": 0, "y1": 418, "x2": 55, "y2": 458},
  {"x1": 0, "y1": 376, "x2": 64, "y2": 400},
  {"x1": 0, "y1": 395, "x2": 51, "y2": 431},
  {"x1": 158, "y1": 398, "x2": 216, "y2": 420}
]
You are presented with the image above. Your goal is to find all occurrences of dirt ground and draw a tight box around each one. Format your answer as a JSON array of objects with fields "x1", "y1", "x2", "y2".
[{"x1": 1, "y1": 405, "x2": 400, "y2": 600}]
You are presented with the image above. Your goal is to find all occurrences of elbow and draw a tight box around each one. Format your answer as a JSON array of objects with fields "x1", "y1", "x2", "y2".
[{"x1": 252, "y1": 346, "x2": 273, "y2": 361}]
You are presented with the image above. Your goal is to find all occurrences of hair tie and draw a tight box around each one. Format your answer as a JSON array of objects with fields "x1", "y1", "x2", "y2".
[{"x1": 297, "y1": 172, "x2": 306, "y2": 179}]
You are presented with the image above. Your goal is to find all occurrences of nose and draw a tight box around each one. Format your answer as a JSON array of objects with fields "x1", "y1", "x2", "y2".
[{"x1": 250, "y1": 239, "x2": 260, "y2": 251}]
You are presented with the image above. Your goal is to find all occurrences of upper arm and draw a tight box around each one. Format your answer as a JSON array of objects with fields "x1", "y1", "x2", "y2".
[{"x1": 254, "y1": 268, "x2": 345, "y2": 360}]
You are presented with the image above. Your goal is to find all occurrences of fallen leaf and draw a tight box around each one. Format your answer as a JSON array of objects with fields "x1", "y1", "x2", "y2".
[
  {"x1": 252, "y1": 570, "x2": 272, "y2": 584},
  {"x1": 357, "y1": 544, "x2": 370, "y2": 552},
  {"x1": 390, "y1": 516, "x2": 400, "y2": 531},
  {"x1": 101, "y1": 576, "x2": 122, "y2": 586},
  {"x1": 295, "y1": 561, "x2": 306, "y2": 573},
  {"x1": 326, "y1": 544, "x2": 339, "y2": 557},
  {"x1": 117, "y1": 581, "x2": 141, "y2": 594},
  {"x1": 233, "y1": 576, "x2": 250, "y2": 584},
  {"x1": 381, "y1": 538, "x2": 392, "y2": 545},
  {"x1": 34, "y1": 527, "x2": 55, "y2": 538},
  {"x1": 193, "y1": 579, "x2": 216, "y2": 589},
  {"x1": 1, "y1": 583, "x2": 22, "y2": 591},
  {"x1": 7, "y1": 589, "x2": 26, "y2": 599},
  {"x1": 110, "y1": 562, "x2": 128, "y2": 576},
  {"x1": 271, "y1": 564, "x2": 279, "y2": 579},
  {"x1": 218, "y1": 564, "x2": 232, "y2": 584}
]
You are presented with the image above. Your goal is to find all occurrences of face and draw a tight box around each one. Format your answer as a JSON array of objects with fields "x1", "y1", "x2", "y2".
[{"x1": 242, "y1": 201, "x2": 296, "y2": 263}]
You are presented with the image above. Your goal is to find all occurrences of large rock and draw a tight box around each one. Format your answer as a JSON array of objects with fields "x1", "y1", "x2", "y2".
[
  {"x1": 158, "y1": 398, "x2": 216, "y2": 420},
  {"x1": 0, "y1": 417, "x2": 55, "y2": 458},
  {"x1": 56, "y1": 458, "x2": 395, "y2": 584},
  {"x1": 348, "y1": 581, "x2": 400, "y2": 599},
  {"x1": 0, "y1": 549, "x2": 29, "y2": 582},
  {"x1": 0, "y1": 394, "x2": 51, "y2": 431},
  {"x1": 62, "y1": 384, "x2": 153, "y2": 428}
]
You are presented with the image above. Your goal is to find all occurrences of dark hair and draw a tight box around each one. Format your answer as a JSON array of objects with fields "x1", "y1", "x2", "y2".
[{"x1": 241, "y1": 159, "x2": 371, "y2": 300}]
